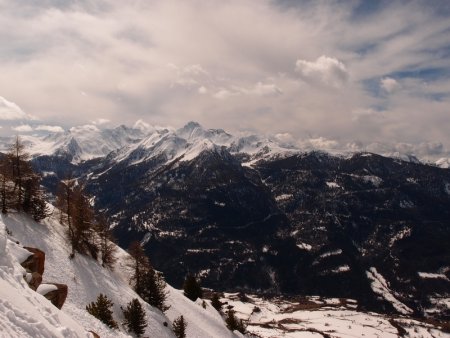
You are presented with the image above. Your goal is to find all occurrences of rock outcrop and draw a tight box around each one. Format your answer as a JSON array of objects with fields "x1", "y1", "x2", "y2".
[
  {"x1": 22, "y1": 247, "x2": 45, "y2": 275},
  {"x1": 20, "y1": 247, "x2": 68, "y2": 309},
  {"x1": 37, "y1": 283, "x2": 68, "y2": 309}
]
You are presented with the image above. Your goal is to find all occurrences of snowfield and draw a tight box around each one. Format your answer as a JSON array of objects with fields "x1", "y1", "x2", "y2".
[
  {"x1": 0, "y1": 211, "x2": 238, "y2": 338},
  {"x1": 221, "y1": 293, "x2": 450, "y2": 338}
]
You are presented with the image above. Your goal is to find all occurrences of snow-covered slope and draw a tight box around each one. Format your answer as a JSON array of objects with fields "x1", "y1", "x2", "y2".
[
  {"x1": 0, "y1": 211, "x2": 238, "y2": 338},
  {"x1": 221, "y1": 293, "x2": 450, "y2": 338},
  {"x1": 2, "y1": 121, "x2": 447, "y2": 167},
  {"x1": 1, "y1": 125, "x2": 148, "y2": 163}
]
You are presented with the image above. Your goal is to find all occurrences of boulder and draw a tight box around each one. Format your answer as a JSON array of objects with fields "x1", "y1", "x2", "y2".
[
  {"x1": 88, "y1": 331, "x2": 100, "y2": 338},
  {"x1": 37, "y1": 283, "x2": 68, "y2": 309},
  {"x1": 21, "y1": 247, "x2": 45, "y2": 275},
  {"x1": 24, "y1": 271, "x2": 43, "y2": 291}
]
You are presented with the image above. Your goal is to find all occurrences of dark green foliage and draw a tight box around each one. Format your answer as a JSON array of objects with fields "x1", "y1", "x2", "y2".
[
  {"x1": 86, "y1": 293, "x2": 118, "y2": 329},
  {"x1": 183, "y1": 275, "x2": 203, "y2": 301},
  {"x1": 211, "y1": 293, "x2": 223, "y2": 312},
  {"x1": 127, "y1": 241, "x2": 149, "y2": 296},
  {"x1": 122, "y1": 298, "x2": 147, "y2": 337},
  {"x1": 140, "y1": 267, "x2": 170, "y2": 312},
  {"x1": 225, "y1": 309, "x2": 246, "y2": 334},
  {"x1": 172, "y1": 315, "x2": 187, "y2": 338}
]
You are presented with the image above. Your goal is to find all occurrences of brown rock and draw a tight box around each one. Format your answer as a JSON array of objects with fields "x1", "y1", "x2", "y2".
[
  {"x1": 21, "y1": 247, "x2": 45, "y2": 275},
  {"x1": 38, "y1": 283, "x2": 68, "y2": 309},
  {"x1": 25, "y1": 272, "x2": 43, "y2": 291},
  {"x1": 88, "y1": 331, "x2": 100, "y2": 338}
]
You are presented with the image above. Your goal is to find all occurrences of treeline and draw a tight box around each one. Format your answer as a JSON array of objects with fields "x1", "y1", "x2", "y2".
[{"x1": 0, "y1": 137, "x2": 49, "y2": 221}]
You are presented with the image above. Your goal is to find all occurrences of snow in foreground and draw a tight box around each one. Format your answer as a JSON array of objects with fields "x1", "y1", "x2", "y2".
[{"x1": 0, "y1": 212, "x2": 238, "y2": 338}]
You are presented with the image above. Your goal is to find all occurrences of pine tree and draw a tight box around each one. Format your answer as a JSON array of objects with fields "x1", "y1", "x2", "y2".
[
  {"x1": 86, "y1": 293, "x2": 118, "y2": 329},
  {"x1": 22, "y1": 174, "x2": 50, "y2": 221},
  {"x1": 183, "y1": 275, "x2": 203, "y2": 301},
  {"x1": 225, "y1": 309, "x2": 246, "y2": 334},
  {"x1": 127, "y1": 241, "x2": 150, "y2": 296},
  {"x1": 211, "y1": 293, "x2": 223, "y2": 312},
  {"x1": 140, "y1": 267, "x2": 169, "y2": 312},
  {"x1": 172, "y1": 315, "x2": 187, "y2": 338},
  {"x1": 122, "y1": 298, "x2": 147, "y2": 337}
]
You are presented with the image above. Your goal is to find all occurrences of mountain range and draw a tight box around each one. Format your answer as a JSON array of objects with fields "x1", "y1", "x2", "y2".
[{"x1": 1, "y1": 122, "x2": 449, "y2": 321}]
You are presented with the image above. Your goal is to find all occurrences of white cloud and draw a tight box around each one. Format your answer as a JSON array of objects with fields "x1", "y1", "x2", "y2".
[
  {"x1": 307, "y1": 137, "x2": 340, "y2": 149},
  {"x1": 213, "y1": 89, "x2": 238, "y2": 100},
  {"x1": 12, "y1": 124, "x2": 33, "y2": 132},
  {"x1": 69, "y1": 125, "x2": 100, "y2": 133},
  {"x1": 91, "y1": 118, "x2": 110, "y2": 125},
  {"x1": 133, "y1": 119, "x2": 152, "y2": 132},
  {"x1": 35, "y1": 125, "x2": 64, "y2": 133},
  {"x1": 275, "y1": 133, "x2": 295, "y2": 145},
  {"x1": 380, "y1": 77, "x2": 400, "y2": 93},
  {"x1": 0, "y1": 96, "x2": 35, "y2": 121},
  {"x1": 295, "y1": 56, "x2": 348, "y2": 87},
  {"x1": 0, "y1": 1, "x2": 449, "y2": 148},
  {"x1": 249, "y1": 82, "x2": 282, "y2": 97}
]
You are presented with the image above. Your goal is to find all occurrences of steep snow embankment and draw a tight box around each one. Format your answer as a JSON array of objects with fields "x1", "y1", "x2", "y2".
[
  {"x1": 0, "y1": 219, "x2": 89, "y2": 337},
  {"x1": 1, "y1": 212, "x2": 237, "y2": 338}
]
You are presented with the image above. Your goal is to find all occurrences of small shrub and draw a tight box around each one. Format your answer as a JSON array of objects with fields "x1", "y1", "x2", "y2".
[
  {"x1": 173, "y1": 315, "x2": 187, "y2": 338},
  {"x1": 122, "y1": 298, "x2": 147, "y2": 337},
  {"x1": 86, "y1": 293, "x2": 118, "y2": 329},
  {"x1": 225, "y1": 309, "x2": 246, "y2": 334}
]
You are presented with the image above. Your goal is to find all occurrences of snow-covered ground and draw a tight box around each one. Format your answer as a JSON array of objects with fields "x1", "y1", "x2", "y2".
[
  {"x1": 0, "y1": 211, "x2": 238, "y2": 338},
  {"x1": 221, "y1": 293, "x2": 450, "y2": 338}
]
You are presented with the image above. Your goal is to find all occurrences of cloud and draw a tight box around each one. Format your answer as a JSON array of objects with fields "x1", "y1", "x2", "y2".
[
  {"x1": 69, "y1": 125, "x2": 100, "y2": 133},
  {"x1": 380, "y1": 77, "x2": 400, "y2": 93},
  {"x1": 91, "y1": 118, "x2": 110, "y2": 125},
  {"x1": 0, "y1": 1, "x2": 449, "y2": 149},
  {"x1": 295, "y1": 56, "x2": 349, "y2": 87},
  {"x1": 307, "y1": 137, "x2": 340, "y2": 149},
  {"x1": 35, "y1": 125, "x2": 64, "y2": 133},
  {"x1": 133, "y1": 119, "x2": 153, "y2": 132},
  {"x1": 12, "y1": 124, "x2": 33, "y2": 132},
  {"x1": 0, "y1": 96, "x2": 35, "y2": 120}
]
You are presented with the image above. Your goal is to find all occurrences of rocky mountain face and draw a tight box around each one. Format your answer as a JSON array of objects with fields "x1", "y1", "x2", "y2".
[{"x1": 13, "y1": 123, "x2": 450, "y2": 319}]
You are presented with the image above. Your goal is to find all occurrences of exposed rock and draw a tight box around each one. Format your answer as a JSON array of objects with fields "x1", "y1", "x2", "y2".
[
  {"x1": 37, "y1": 283, "x2": 68, "y2": 309},
  {"x1": 88, "y1": 331, "x2": 100, "y2": 338},
  {"x1": 21, "y1": 247, "x2": 45, "y2": 275},
  {"x1": 24, "y1": 271, "x2": 43, "y2": 291}
]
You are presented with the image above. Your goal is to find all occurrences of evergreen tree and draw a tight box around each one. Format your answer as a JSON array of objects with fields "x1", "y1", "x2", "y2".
[
  {"x1": 127, "y1": 241, "x2": 150, "y2": 296},
  {"x1": 183, "y1": 275, "x2": 203, "y2": 301},
  {"x1": 140, "y1": 267, "x2": 169, "y2": 312},
  {"x1": 225, "y1": 309, "x2": 246, "y2": 334},
  {"x1": 86, "y1": 293, "x2": 118, "y2": 329},
  {"x1": 211, "y1": 293, "x2": 223, "y2": 312},
  {"x1": 122, "y1": 298, "x2": 147, "y2": 337},
  {"x1": 22, "y1": 174, "x2": 50, "y2": 221},
  {"x1": 172, "y1": 315, "x2": 187, "y2": 338}
]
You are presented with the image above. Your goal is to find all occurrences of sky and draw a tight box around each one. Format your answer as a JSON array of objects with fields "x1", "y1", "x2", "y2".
[{"x1": 0, "y1": 0, "x2": 450, "y2": 157}]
